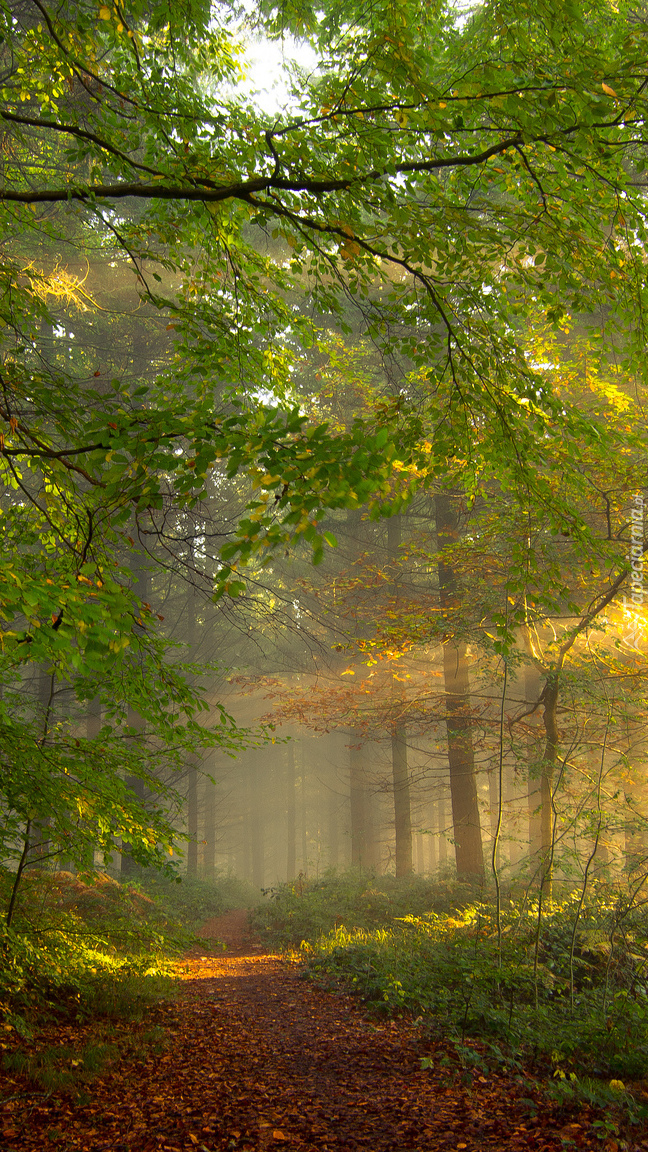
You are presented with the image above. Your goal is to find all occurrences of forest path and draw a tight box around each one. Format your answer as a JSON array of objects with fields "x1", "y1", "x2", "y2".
[{"x1": 1, "y1": 911, "x2": 639, "y2": 1151}]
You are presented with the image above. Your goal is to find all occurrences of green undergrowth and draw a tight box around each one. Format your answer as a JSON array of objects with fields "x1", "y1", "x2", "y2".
[
  {"x1": 0, "y1": 867, "x2": 255, "y2": 1031},
  {"x1": 137, "y1": 870, "x2": 259, "y2": 930},
  {"x1": 250, "y1": 869, "x2": 479, "y2": 947},
  {"x1": 253, "y1": 871, "x2": 648, "y2": 1106}
]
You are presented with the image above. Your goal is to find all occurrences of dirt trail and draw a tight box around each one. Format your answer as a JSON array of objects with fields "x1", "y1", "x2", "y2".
[
  {"x1": 1, "y1": 911, "x2": 646, "y2": 1151},
  {"x1": 194, "y1": 908, "x2": 263, "y2": 955}
]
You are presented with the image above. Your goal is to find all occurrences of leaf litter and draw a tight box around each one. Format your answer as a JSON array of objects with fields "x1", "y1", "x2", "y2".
[{"x1": 1, "y1": 910, "x2": 647, "y2": 1151}]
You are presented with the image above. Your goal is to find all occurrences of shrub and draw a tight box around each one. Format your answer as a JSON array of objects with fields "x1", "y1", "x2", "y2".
[
  {"x1": 255, "y1": 874, "x2": 648, "y2": 1081},
  {"x1": 250, "y1": 868, "x2": 480, "y2": 948}
]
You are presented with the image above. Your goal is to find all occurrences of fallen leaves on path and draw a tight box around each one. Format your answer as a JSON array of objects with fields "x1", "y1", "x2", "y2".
[{"x1": 1, "y1": 914, "x2": 647, "y2": 1151}]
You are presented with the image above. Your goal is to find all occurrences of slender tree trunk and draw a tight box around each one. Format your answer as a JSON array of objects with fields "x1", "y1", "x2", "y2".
[
  {"x1": 524, "y1": 663, "x2": 543, "y2": 875},
  {"x1": 286, "y1": 742, "x2": 297, "y2": 881},
  {"x1": 540, "y1": 674, "x2": 559, "y2": 898},
  {"x1": 86, "y1": 694, "x2": 101, "y2": 740},
  {"x1": 437, "y1": 795, "x2": 448, "y2": 867},
  {"x1": 249, "y1": 757, "x2": 264, "y2": 888},
  {"x1": 442, "y1": 642, "x2": 484, "y2": 880},
  {"x1": 427, "y1": 800, "x2": 438, "y2": 872},
  {"x1": 326, "y1": 743, "x2": 340, "y2": 868},
  {"x1": 489, "y1": 768, "x2": 499, "y2": 843},
  {"x1": 300, "y1": 742, "x2": 309, "y2": 875},
  {"x1": 388, "y1": 514, "x2": 413, "y2": 875},
  {"x1": 31, "y1": 668, "x2": 55, "y2": 868},
  {"x1": 83, "y1": 695, "x2": 102, "y2": 872},
  {"x1": 392, "y1": 723, "x2": 413, "y2": 876},
  {"x1": 505, "y1": 761, "x2": 523, "y2": 868},
  {"x1": 202, "y1": 767, "x2": 217, "y2": 880},
  {"x1": 121, "y1": 547, "x2": 149, "y2": 879},
  {"x1": 6, "y1": 820, "x2": 33, "y2": 928},
  {"x1": 435, "y1": 492, "x2": 484, "y2": 882},
  {"x1": 184, "y1": 554, "x2": 201, "y2": 878},
  {"x1": 186, "y1": 769, "x2": 199, "y2": 877},
  {"x1": 349, "y1": 741, "x2": 369, "y2": 869}
]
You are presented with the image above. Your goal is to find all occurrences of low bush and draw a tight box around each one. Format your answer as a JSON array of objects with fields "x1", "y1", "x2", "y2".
[
  {"x1": 250, "y1": 868, "x2": 479, "y2": 948},
  {"x1": 0, "y1": 865, "x2": 260, "y2": 1027}
]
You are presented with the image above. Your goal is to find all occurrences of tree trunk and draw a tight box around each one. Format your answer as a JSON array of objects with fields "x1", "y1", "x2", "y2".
[
  {"x1": 202, "y1": 766, "x2": 217, "y2": 880},
  {"x1": 441, "y1": 641, "x2": 484, "y2": 880},
  {"x1": 505, "y1": 760, "x2": 523, "y2": 869},
  {"x1": 435, "y1": 492, "x2": 484, "y2": 882},
  {"x1": 427, "y1": 800, "x2": 438, "y2": 872},
  {"x1": 186, "y1": 767, "x2": 199, "y2": 877},
  {"x1": 437, "y1": 795, "x2": 448, "y2": 867},
  {"x1": 84, "y1": 695, "x2": 102, "y2": 872},
  {"x1": 524, "y1": 663, "x2": 543, "y2": 876},
  {"x1": 286, "y1": 742, "x2": 297, "y2": 881},
  {"x1": 31, "y1": 667, "x2": 54, "y2": 868},
  {"x1": 391, "y1": 722, "x2": 413, "y2": 876},
  {"x1": 300, "y1": 741, "x2": 309, "y2": 875},
  {"x1": 388, "y1": 514, "x2": 413, "y2": 875},
  {"x1": 121, "y1": 547, "x2": 149, "y2": 879},
  {"x1": 540, "y1": 674, "x2": 559, "y2": 898},
  {"x1": 184, "y1": 557, "x2": 201, "y2": 878},
  {"x1": 349, "y1": 740, "x2": 378, "y2": 870},
  {"x1": 327, "y1": 759, "x2": 340, "y2": 869},
  {"x1": 248, "y1": 756, "x2": 264, "y2": 888}
]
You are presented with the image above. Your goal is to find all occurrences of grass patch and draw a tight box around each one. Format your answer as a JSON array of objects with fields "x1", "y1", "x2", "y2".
[
  {"x1": 1, "y1": 1015, "x2": 172, "y2": 1102},
  {"x1": 2, "y1": 1039, "x2": 120, "y2": 1095}
]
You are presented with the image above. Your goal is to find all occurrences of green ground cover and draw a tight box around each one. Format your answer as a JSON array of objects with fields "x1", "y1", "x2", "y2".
[
  {"x1": 252, "y1": 870, "x2": 648, "y2": 1092},
  {"x1": 0, "y1": 868, "x2": 255, "y2": 1027}
]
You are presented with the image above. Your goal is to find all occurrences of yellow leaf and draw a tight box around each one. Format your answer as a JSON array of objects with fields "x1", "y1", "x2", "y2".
[
  {"x1": 602, "y1": 82, "x2": 618, "y2": 97},
  {"x1": 99, "y1": 6, "x2": 111, "y2": 18}
]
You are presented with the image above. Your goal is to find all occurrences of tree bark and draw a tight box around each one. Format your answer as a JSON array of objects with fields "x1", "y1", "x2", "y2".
[
  {"x1": 435, "y1": 492, "x2": 484, "y2": 882},
  {"x1": 540, "y1": 674, "x2": 559, "y2": 898},
  {"x1": 437, "y1": 795, "x2": 448, "y2": 867},
  {"x1": 248, "y1": 756, "x2": 264, "y2": 888},
  {"x1": 31, "y1": 667, "x2": 54, "y2": 868},
  {"x1": 525, "y1": 663, "x2": 543, "y2": 875},
  {"x1": 286, "y1": 742, "x2": 297, "y2": 881},
  {"x1": 391, "y1": 723, "x2": 413, "y2": 876},
  {"x1": 184, "y1": 555, "x2": 201, "y2": 878},
  {"x1": 202, "y1": 764, "x2": 217, "y2": 880},
  {"x1": 388, "y1": 514, "x2": 413, "y2": 875},
  {"x1": 441, "y1": 641, "x2": 484, "y2": 880},
  {"x1": 349, "y1": 740, "x2": 379, "y2": 870},
  {"x1": 121, "y1": 546, "x2": 148, "y2": 879}
]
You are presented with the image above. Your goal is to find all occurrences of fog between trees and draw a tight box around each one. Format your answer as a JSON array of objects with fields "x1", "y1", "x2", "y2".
[{"x1": 1, "y1": 0, "x2": 648, "y2": 914}]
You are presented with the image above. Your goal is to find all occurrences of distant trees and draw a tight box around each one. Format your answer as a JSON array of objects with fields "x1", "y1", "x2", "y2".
[{"x1": 2, "y1": 0, "x2": 648, "y2": 893}]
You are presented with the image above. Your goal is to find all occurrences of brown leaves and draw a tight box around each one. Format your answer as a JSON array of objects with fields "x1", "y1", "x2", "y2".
[{"x1": 0, "y1": 947, "x2": 640, "y2": 1152}]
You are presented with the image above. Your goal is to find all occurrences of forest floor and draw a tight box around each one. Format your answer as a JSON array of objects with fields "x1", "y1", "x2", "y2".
[{"x1": 1, "y1": 910, "x2": 647, "y2": 1152}]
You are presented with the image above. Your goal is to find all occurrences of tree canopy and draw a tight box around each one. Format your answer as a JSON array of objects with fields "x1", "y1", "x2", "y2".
[{"x1": 1, "y1": 0, "x2": 647, "y2": 879}]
